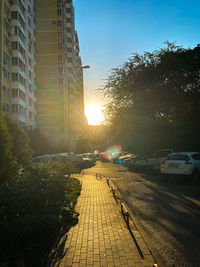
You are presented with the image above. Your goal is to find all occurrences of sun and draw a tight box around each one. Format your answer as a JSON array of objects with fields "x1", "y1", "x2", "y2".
[{"x1": 85, "y1": 104, "x2": 104, "y2": 125}]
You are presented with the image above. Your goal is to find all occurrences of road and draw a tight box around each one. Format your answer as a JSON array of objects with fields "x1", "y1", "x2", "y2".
[{"x1": 84, "y1": 161, "x2": 200, "y2": 267}]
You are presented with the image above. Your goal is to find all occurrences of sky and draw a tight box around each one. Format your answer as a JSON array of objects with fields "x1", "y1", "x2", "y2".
[{"x1": 74, "y1": 0, "x2": 200, "y2": 107}]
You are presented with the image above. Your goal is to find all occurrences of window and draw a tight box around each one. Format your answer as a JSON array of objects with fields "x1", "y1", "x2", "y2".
[
  {"x1": 19, "y1": 105, "x2": 26, "y2": 116},
  {"x1": 4, "y1": 70, "x2": 9, "y2": 80},
  {"x1": 19, "y1": 43, "x2": 25, "y2": 57},
  {"x1": 19, "y1": 59, "x2": 25, "y2": 72},
  {"x1": 58, "y1": 32, "x2": 63, "y2": 40},
  {"x1": 18, "y1": 13, "x2": 25, "y2": 30},
  {"x1": 3, "y1": 104, "x2": 9, "y2": 112},
  {"x1": 12, "y1": 88, "x2": 18, "y2": 97},
  {"x1": 191, "y1": 154, "x2": 200, "y2": 160},
  {"x1": 3, "y1": 86, "x2": 9, "y2": 97},
  {"x1": 12, "y1": 73, "x2": 18, "y2": 81},
  {"x1": 28, "y1": 31, "x2": 31, "y2": 41},
  {"x1": 4, "y1": 36, "x2": 9, "y2": 47},
  {"x1": 3, "y1": 52, "x2": 9, "y2": 65},
  {"x1": 57, "y1": 0, "x2": 62, "y2": 4},
  {"x1": 11, "y1": 11, "x2": 18, "y2": 20},
  {"x1": 12, "y1": 57, "x2": 18, "y2": 66},
  {"x1": 28, "y1": 17, "x2": 31, "y2": 28},
  {"x1": 58, "y1": 55, "x2": 64, "y2": 63},
  {"x1": 168, "y1": 154, "x2": 190, "y2": 161},
  {"x1": 66, "y1": 27, "x2": 71, "y2": 33},
  {"x1": 28, "y1": 5, "x2": 31, "y2": 15},
  {"x1": 29, "y1": 84, "x2": 32, "y2": 93},
  {"x1": 4, "y1": 3, "x2": 9, "y2": 17},
  {"x1": 29, "y1": 57, "x2": 32, "y2": 67},
  {"x1": 29, "y1": 44, "x2": 31, "y2": 53},
  {"x1": 12, "y1": 104, "x2": 18, "y2": 113},
  {"x1": 12, "y1": 42, "x2": 18, "y2": 50},
  {"x1": 19, "y1": 90, "x2": 25, "y2": 101},
  {"x1": 59, "y1": 66, "x2": 65, "y2": 74},
  {"x1": 4, "y1": 19, "x2": 10, "y2": 34},
  {"x1": 57, "y1": 20, "x2": 62, "y2": 27},
  {"x1": 66, "y1": 37, "x2": 72, "y2": 43},
  {"x1": 59, "y1": 78, "x2": 65, "y2": 85},
  {"x1": 57, "y1": 9, "x2": 62, "y2": 16},
  {"x1": 18, "y1": 74, "x2": 26, "y2": 86}
]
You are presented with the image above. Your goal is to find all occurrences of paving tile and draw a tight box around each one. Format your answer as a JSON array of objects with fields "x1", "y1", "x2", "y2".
[{"x1": 57, "y1": 175, "x2": 154, "y2": 267}]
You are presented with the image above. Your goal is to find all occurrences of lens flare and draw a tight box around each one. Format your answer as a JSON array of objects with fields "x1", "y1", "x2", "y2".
[{"x1": 106, "y1": 145, "x2": 122, "y2": 159}]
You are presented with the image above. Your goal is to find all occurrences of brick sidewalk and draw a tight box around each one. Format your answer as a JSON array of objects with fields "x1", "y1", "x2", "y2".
[{"x1": 56, "y1": 175, "x2": 155, "y2": 267}]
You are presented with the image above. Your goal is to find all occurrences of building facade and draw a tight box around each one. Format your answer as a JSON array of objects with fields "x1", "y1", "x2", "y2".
[
  {"x1": 0, "y1": 0, "x2": 36, "y2": 129},
  {"x1": 36, "y1": 0, "x2": 85, "y2": 150}
]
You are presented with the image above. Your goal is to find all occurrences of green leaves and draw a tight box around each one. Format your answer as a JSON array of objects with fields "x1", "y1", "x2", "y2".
[
  {"x1": 0, "y1": 161, "x2": 81, "y2": 266},
  {"x1": 99, "y1": 42, "x2": 200, "y2": 153}
]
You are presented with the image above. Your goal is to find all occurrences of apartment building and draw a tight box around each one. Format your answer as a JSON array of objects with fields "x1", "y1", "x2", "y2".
[
  {"x1": 0, "y1": 0, "x2": 36, "y2": 129},
  {"x1": 36, "y1": 0, "x2": 85, "y2": 150}
]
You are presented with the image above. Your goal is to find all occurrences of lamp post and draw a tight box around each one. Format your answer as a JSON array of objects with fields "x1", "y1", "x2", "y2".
[{"x1": 68, "y1": 65, "x2": 90, "y2": 153}]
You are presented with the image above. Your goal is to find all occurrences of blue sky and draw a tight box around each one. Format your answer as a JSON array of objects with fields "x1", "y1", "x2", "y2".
[{"x1": 74, "y1": 0, "x2": 200, "y2": 107}]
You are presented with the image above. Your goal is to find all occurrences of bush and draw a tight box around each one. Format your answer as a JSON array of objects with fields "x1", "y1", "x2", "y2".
[
  {"x1": 0, "y1": 113, "x2": 15, "y2": 184},
  {"x1": 76, "y1": 159, "x2": 95, "y2": 171},
  {"x1": 5, "y1": 116, "x2": 33, "y2": 168},
  {"x1": 0, "y1": 161, "x2": 81, "y2": 266}
]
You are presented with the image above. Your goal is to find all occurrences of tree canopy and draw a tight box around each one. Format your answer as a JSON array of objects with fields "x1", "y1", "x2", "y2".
[{"x1": 99, "y1": 42, "x2": 200, "y2": 153}]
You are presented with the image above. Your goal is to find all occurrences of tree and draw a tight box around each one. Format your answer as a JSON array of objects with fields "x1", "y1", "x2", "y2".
[
  {"x1": 5, "y1": 116, "x2": 33, "y2": 168},
  {"x1": 0, "y1": 112, "x2": 14, "y2": 182},
  {"x1": 99, "y1": 42, "x2": 200, "y2": 153}
]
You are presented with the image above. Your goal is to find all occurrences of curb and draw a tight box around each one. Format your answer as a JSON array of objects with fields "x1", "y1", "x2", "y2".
[
  {"x1": 111, "y1": 179, "x2": 166, "y2": 267},
  {"x1": 96, "y1": 173, "x2": 166, "y2": 267}
]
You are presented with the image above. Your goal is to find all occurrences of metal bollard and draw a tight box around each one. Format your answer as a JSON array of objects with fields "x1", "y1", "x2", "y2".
[
  {"x1": 126, "y1": 212, "x2": 130, "y2": 227},
  {"x1": 121, "y1": 202, "x2": 124, "y2": 214},
  {"x1": 106, "y1": 177, "x2": 110, "y2": 187}
]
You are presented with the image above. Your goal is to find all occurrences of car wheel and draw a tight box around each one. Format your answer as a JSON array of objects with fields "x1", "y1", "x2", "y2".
[{"x1": 192, "y1": 169, "x2": 200, "y2": 182}]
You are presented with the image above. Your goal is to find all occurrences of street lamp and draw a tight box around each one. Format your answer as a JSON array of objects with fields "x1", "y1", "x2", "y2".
[{"x1": 82, "y1": 65, "x2": 90, "y2": 69}]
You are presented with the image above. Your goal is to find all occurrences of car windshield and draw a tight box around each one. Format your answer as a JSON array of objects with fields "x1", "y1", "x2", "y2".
[
  {"x1": 167, "y1": 154, "x2": 190, "y2": 161},
  {"x1": 191, "y1": 153, "x2": 200, "y2": 160}
]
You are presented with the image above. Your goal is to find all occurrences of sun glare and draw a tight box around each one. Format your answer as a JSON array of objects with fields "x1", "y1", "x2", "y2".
[{"x1": 85, "y1": 104, "x2": 104, "y2": 125}]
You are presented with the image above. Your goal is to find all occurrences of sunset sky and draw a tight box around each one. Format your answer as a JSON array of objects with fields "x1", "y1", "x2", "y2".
[{"x1": 74, "y1": 0, "x2": 200, "y2": 107}]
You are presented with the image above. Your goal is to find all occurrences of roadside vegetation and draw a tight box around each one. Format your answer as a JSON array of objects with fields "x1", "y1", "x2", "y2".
[
  {"x1": 0, "y1": 113, "x2": 82, "y2": 266},
  {"x1": 99, "y1": 42, "x2": 200, "y2": 154}
]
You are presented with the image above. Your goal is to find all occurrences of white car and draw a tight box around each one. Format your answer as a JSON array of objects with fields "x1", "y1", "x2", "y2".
[{"x1": 161, "y1": 152, "x2": 200, "y2": 178}]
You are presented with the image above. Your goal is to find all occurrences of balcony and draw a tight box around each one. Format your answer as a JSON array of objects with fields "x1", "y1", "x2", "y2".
[{"x1": 11, "y1": 81, "x2": 26, "y2": 93}]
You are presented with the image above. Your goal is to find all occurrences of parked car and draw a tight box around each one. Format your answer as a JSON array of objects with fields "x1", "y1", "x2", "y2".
[
  {"x1": 113, "y1": 151, "x2": 128, "y2": 163},
  {"x1": 124, "y1": 154, "x2": 138, "y2": 167},
  {"x1": 147, "y1": 149, "x2": 174, "y2": 171},
  {"x1": 161, "y1": 152, "x2": 200, "y2": 178},
  {"x1": 118, "y1": 153, "x2": 134, "y2": 165},
  {"x1": 128, "y1": 155, "x2": 147, "y2": 171},
  {"x1": 100, "y1": 151, "x2": 109, "y2": 162}
]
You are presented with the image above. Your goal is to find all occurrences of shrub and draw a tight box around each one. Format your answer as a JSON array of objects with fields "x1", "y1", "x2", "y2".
[
  {"x1": 5, "y1": 116, "x2": 33, "y2": 168},
  {"x1": 0, "y1": 113, "x2": 15, "y2": 184},
  {"x1": 0, "y1": 161, "x2": 81, "y2": 266}
]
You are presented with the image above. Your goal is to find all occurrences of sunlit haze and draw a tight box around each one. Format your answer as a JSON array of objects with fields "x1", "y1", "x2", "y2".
[{"x1": 85, "y1": 104, "x2": 104, "y2": 125}]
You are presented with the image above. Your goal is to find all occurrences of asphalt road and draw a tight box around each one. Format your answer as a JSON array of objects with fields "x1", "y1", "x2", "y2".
[{"x1": 84, "y1": 161, "x2": 200, "y2": 267}]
